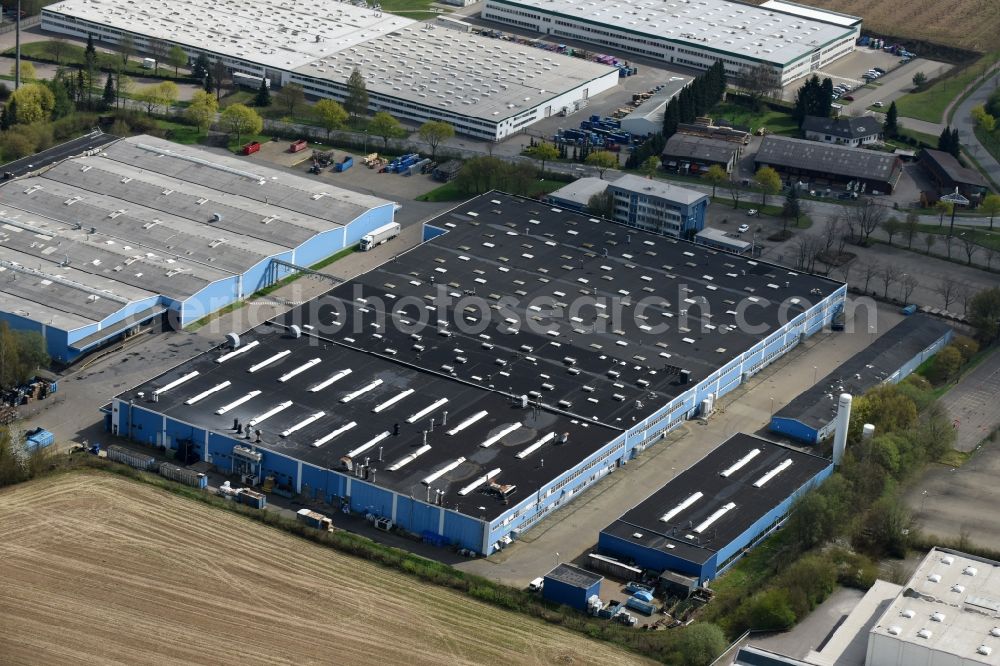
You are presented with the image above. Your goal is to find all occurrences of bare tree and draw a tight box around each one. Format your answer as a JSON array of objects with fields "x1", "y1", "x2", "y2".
[
  {"x1": 957, "y1": 234, "x2": 979, "y2": 265},
  {"x1": 793, "y1": 235, "x2": 812, "y2": 270},
  {"x1": 821, "y1": 213, "x2": 842, "y2": 255},
  {"x1": 956, "y1": 284, "x2": 974, "y2": 316},
  {"x1": 923, "y1": 233, "x2": 937, "y2": 255},
  {"x1": 879, "y1": 263, "x2": 901, "y2": 299},
  {"x1": 728, "y1": 179, "x2": 744, "y2": 209},
  {"x1": 900, "y1": 274, "x2": 919, "y2": 303},
  {"x1": 983, "y1": 245, "x2": 997, "y2": 271},
  {"x1": 838, "y1": 258, "x2": 854, "y2": 283},
  {"x1": 861, "y1": 260, "x2": 881, "y2": 292},
  {"x1": 935, "y1": 277, "x2": 959, "y2": 310},
  {"x1": 849, "y1": 199, "x2": 888, "y2": 245},
  {"x1": 881, "y1": 217, "x2": 903, "y2": 245},
  {"x1": 903, "y1": 212, "x2": 920, "y2": 249},
  {"x1": 735, "y1": 64, "x2": 781, "y2": 109}
]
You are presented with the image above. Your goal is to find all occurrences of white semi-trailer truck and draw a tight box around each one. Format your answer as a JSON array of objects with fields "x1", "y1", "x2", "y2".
[{"x1": 359, "y1": 222, "x2": 400, "y2": 251}]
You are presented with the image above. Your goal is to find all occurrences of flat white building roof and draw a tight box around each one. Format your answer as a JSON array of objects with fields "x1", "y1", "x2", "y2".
[
  {"x1": 292, "y1": 22, "x2": 617, "y2": 122},
  {"x1": 490, "y1": 0, "x2": 860, "y2": 65},
  {"x1": 44, "y1": 0, "x2": 415, "y2": 70},
  {"x1": 759, "y1": 0, "x2": 862, "y2": 29},
  {"x1": 868, "y1": 548, "x2": 1000, "y2": 665}
]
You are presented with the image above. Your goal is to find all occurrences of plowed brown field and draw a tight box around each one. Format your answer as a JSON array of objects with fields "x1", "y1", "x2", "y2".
[
  {"x1": 0, "y1": 473, "x2": 650, "y2": 666},
  {"x1": 762, "y1": 0, "x2": 1000, "y2": 51}
]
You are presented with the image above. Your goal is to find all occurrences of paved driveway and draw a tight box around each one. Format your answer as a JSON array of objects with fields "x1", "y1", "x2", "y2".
[{"x1": 939, "y1": 349, "x2": 1000, "y2": 452}]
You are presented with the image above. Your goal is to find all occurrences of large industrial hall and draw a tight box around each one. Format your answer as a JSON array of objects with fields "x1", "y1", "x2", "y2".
[
  {"x1": 111, "y1": 192, "x2": 846, "y2": 556},
  {"x1": 482, "y1": 0, "x2": 861, "y2": 85},
  {"x1": 0, "y1": 135, "x2": 394, "y2": 363},
  {"x1": 41, "y1": 0, "x2": 619, "y2": 140}
]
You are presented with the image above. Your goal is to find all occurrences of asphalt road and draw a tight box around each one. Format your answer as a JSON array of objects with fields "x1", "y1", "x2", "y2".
[{"x1": 0, "y1": 130, "x2": 116, "y2": 177}]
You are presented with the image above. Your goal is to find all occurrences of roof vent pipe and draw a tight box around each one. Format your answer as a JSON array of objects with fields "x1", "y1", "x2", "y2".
[
  {"x1": 225, "y1": 332, "x2": 240, "y2": 349},
  {"x1": 289, "y1": 324, "x2": 301, "y2": 339},
  {"x1": 832, "y1": 393, "x2": 852, "y2": 466}
]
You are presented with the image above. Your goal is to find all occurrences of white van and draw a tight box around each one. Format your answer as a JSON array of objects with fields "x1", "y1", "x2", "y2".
[{"x1": 528, "y1": 577, "x2": 544, "y2": 592}]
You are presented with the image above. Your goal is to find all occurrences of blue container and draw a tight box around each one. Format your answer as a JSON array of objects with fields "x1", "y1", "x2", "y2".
[
  {"x1": 901, "y1": 304, "x2": 917, "y2": 315},
  {"x1": 240, "y1": 490, "x2": 267, "y2": 509},
  {"x1": 25, "y1": 428, "x2": 54, "y2": 451},
  {"x1": 335, "y1": 157, "x2": 354, "y2": 172},
  {"x1": 626, "y1": 597, "x2": 655, "y2": 615}
]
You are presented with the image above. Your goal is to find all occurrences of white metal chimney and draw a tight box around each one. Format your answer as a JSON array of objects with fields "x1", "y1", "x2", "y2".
[
  {"x1": 861, "y1": 423, "x2": 875, "y2": 441},
  {"x1": 832, "y1": 393, "x2": 852, "y2": 466}
]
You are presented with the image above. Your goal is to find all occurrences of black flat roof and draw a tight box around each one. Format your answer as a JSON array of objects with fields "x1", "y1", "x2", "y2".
[
  {"x1": 602, "y1": 433, "x2": 830, "y2": 564},
  {"x1": 546, "y1": 563, "x2": 603, "y2": 588},
  {"x1": 117, "y1": 192, "x2": 841, "y2": 523},
  {"x1": 120, "y1": 325, "x2": 613, "y2": 521},
  {"x1": 278, "y1": 192, "x2": 841, "y2": 428},
  {"x1": 775, "y1": 314, "x2": 952, "y2": 430}
]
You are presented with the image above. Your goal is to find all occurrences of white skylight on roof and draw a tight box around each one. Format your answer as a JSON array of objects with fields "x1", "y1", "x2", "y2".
[
  {"x1": 313, "y1": 421, "x2": 358, "y2": 448},
  {"x1": 660, "y1": 491, "x2": 704, "y2": 523},
  {"x1": 720, "y1": 448, "x2": 761, "y2": 477},
  {"x1": 309, "y1": 368, "x2": 352, "y2": 392},
  {"x1": 185, "y1": 380, "x2": 231, "y2": 405},
  {"x1": 693, "y1": 502, "x2": 736, "y2": 534},
  {"x1": 753, "y1": 459, "x2": 793, "y2": 488},
  {"x1": 422, "y1": 457, "x2": 466, "y2": 486},
  {"x1": 458, "y1": 468, "x2": 501, "y2": 496},
  {"x1": 345, "y1": 430, "x2": 389, "y2": 458}
]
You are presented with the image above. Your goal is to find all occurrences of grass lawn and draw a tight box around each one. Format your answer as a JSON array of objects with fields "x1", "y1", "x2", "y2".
[
  {"x1": 974, "y1": 124, "x2": 1000, "y2": 166},
  {"x1": 417, "y1": 179, "x2": 565, "y2": 202},
  {"x1": 709, "y1": 102, "x2": 798, "y2": 136},
  {"x1": 895, "y1": 52, "x2": 1000, "y2": 123},
  {"x1": 378, "y1": 0, "x2": 447, "y2": 19},
  {"x1": 9, "y1": 41, "x2": 192, "y2": 81},
  {"x1": 153, "y1": 119, "x2": 203, "y2": 145},
  {"x1": 913, "y1": 222, "x2": 1000, "y2": 251}
]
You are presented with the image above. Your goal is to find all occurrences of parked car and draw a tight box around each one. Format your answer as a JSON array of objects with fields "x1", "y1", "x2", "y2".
[
  {"x1": 738, "y1": 223, "x2": 750, "y2": 233},
  {"x1": 873, "y1": 100, "x2": 884, "y2": 108},
  {"x1": 843, "y1": 95, "x2": 855, "y2": 101},
  {"x1": 528, "y1": 577, "x2": 545, "y2": 592},
  {"x1": 873, "y1": 67, "x2": 886, "y2": 74},
  {"x1": 746, "y1": 209, "x2": 758, "y2": 217}
]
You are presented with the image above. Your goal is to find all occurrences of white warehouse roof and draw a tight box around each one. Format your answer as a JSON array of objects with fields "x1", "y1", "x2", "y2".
[
  {"x1": 44, "y1": 0, "x2": 416, "y2": 70},
  {"x1": 292, "y1": 22, "x2": 618, "y2": 122},
  {"x1": 490, "y1": 0, "x2": 861, "y2": 65}
]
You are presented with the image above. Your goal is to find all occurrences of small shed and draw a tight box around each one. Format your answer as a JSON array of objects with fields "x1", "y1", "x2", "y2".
[
  {"x1": 659, "y1": 570, "x2": 698, "y2": 598},
  {"x1": 543, "y1": 563, "x2": 604, "y2": 610}
]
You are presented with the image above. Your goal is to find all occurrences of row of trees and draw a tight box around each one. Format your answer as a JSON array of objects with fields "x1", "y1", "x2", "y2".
[
  {"x1": 937, "y1": 124, "x2": 961, "y2": 158},
  {"x1": 791, "y1": 75, "x2": 834, "y2": 126}
]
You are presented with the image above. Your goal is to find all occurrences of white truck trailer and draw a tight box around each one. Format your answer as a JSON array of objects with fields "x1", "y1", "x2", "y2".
[{"x1": 359, "y1": 222, "x2": 400, "y2": 251}]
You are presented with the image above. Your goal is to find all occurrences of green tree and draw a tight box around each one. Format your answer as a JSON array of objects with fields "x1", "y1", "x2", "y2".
[
  {"x1": 754, "y1": 165, "x2": 781, "y2": 206},
  {"x1": 912, "y1": 71, "x2": 927, "y2": 87},
  {"x1": 418, "y1": 120, "x2": 455, "y2": 161},
  {"x1": 702, "y1": 163, "x2": 727, "y2": 197},
  {"x1": 345, "y1": 67, "x2": 369, "y2": 119},
  {"x1": 192, "y1": 53, "x2": 210, "y2": 81},
  {"x1": 220, "y1": 103, "x2": 263, "y2": 146},
  {"x1": 369, "y1": 111, "x2": 404, "y2": 149},
  {"x1": 0, "y1": 323, "x2": 49, "y2": 389},
  {"x1": 883, "y1": 101, "x2": 898, "y2": 137},
  {"x1": 167, "y1": 44, "x2": 187, "y2": 77},
  {"x1": 640, "y1": 155, "x2": 660, "y2": 178},
  {"x1": 585, "y1": 150, "x2": 618, "y2": 179},
  {"x1": 524, "y1": 142, "x2": 559, "y2": 177},
  {"x1": 981, "y1": 193, "x2": 1000, "y2": 230},
  {"x1": 314, "y1": 98, "x2": 348, "y2": 139},
  {"x1": 118, "y1": 34, "x2": 135, "y2": 67},
  {"x1": 101, "y1": 72, "x2": 116, "y2": 110},
  {"x1": 8, "y1": 83, "x2": 55, "y2": 124},
  {"x1": 969, "y1": 287, "x2": 1000, "y2": 342},
  {"x1": 275, "y1": 83, "x2": 305, "y2": 117},
  {"x1": 933, "y1": 199, "x2": 953, "y2": 227},
  {"x1": 881, "y1": 216, "x2": 902, "y2": 245},
  {"x1": 10, "y1": 61, "x2": 35, "y2": 81},
  {"x1": 587, "y1": 189, "x2": 615, "y2": 219},
  {"x1": 453, "y1": 156, "x2": 505, "y2": 195},
  {"x1": 254, "y1": 78, "x2": 271, "y2": 108},
  {"x1": 43, "y1": 78, "x2": 73, "y2": 118},
  {"x1": 185, "y1": 89, "x2": 218, "y2": 135},
  {"x1": 670, "y1": 623, "x2": 727, "y2": 666},
  {"x1": 743, "y1": 588, "x2": 796, "y2": 631}
]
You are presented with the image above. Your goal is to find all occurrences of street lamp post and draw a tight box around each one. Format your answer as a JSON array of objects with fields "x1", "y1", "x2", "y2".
[{"x1": 940, "y1": 187, "x2": 970, "y2": 237}]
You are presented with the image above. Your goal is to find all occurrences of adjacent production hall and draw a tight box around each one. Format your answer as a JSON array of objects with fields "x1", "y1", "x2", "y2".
[
  {"x1": 482, "y1": 0, "x2": 861, "y2": 85},
  {"x1": 42, "y1": 0, "x2": 618, "y2": 140},
  {"x1": 0, "y1": 135, "x2": 393, "y2": 362},
  {"x1": 769, "y1": 314, "x2": 952, "y2": 444},
  {"x1": 755, "y1": 135, "x2": 903, "y2": 193},
  {"x1": 597, "y1": 433, "x2": 832, "y2": 585},
  {"x1": 111, "y1": 192, "x2": 845, "y2": 556}
]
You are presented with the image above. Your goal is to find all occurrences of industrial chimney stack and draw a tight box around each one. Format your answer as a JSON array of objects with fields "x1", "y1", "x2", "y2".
[{"x1": 832, "y1": 393, "x2": 852, "y2": 466}]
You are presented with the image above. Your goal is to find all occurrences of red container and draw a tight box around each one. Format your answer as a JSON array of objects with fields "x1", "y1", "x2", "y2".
[
  {"x1": 290, "y1": 139, "x2": 308, "y2": 153},
  {"x1": 242, "y1": 141, "x2": 261, "y2": 155}
]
